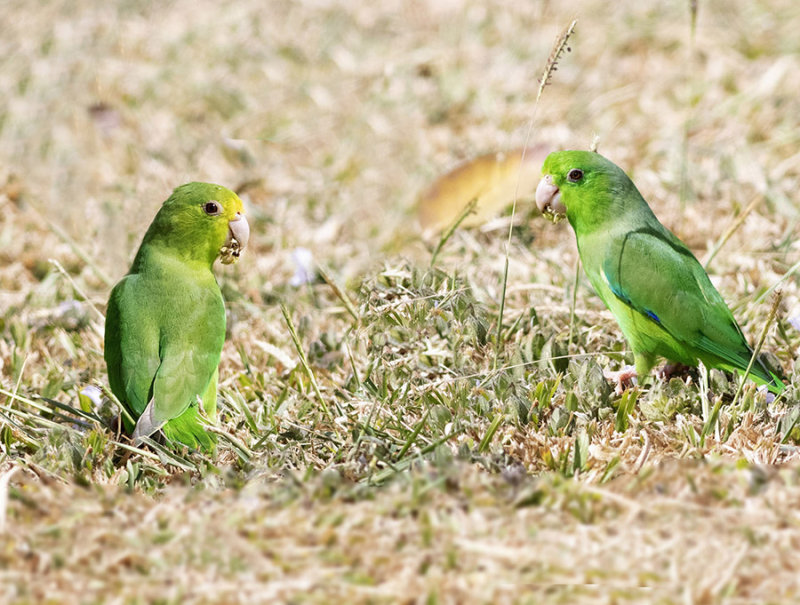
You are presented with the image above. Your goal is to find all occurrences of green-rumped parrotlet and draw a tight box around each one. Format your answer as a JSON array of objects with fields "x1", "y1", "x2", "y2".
[
  {"x1": 535, "y1": 150, "x2": 784, "y2": 393},
  {"x1": 104, "y1": 182, "x2": 250, "y2": 451}
]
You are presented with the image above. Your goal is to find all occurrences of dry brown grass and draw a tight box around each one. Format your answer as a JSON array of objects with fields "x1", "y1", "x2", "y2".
[
  {"x1": 5, "y1": 461, "x2": 800, "y2": 604},
  {"x1": 2, "y1": 0, "x2": 800, "y2": 602}
]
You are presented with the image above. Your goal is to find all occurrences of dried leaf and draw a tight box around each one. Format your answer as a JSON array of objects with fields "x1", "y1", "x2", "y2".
[{"x1": 417, "y1": 146, "x2": 550, "y2": 233}]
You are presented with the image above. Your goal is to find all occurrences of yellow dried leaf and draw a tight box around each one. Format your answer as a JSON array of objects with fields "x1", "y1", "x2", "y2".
[{"x1": 417, "y1": 145, "x2": 549, "y2": 233}]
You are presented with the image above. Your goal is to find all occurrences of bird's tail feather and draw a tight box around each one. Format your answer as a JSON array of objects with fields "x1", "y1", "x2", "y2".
[
  {"x1": 161, "y1": 406, "x2": 217, "y2": 453},
  {"x1": 132, "y1": 399, "x2": 166, "y2": 443},
  {"x1": 742, "y1": 355, "x2": 786, "y2": 395}
]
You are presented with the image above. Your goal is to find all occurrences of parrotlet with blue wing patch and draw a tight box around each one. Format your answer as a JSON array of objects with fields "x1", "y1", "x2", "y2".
[{"x1": 535, "y1": 150, "x2": 784, "y2": 393}]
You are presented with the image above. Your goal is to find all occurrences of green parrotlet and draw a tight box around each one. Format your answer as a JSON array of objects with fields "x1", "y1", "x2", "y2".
[
  {"x1": 535, "y1": 150, "x2": 784, "y2": 393},
  {"x1": 104, "y1": 182, "x2": 250, "y2": 450}
]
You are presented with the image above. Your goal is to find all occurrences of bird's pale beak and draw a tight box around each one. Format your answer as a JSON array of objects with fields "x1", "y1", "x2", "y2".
[
  {"x1": 220, "y1": 212, "x2": 250, "y2": 264},
  {"x1": 535, "y1": 174, "x2": 566, "y2": 218}
]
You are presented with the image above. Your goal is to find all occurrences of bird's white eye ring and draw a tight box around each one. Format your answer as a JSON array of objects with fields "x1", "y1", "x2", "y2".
[
  {"x1": 567, "y1": 169, "x2": 584, "y2": 183},
  {"x1": 204, "y1": 201, "x2": 221, "y2": 215}
]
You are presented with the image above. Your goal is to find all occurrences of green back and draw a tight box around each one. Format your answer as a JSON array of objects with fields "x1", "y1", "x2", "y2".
[{"x1": 541, "y1": 151, "x2": 784, "y2": 392}]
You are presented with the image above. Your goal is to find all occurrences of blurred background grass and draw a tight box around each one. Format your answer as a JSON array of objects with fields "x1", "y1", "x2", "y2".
[
  {"x1": 2, "y1": 0, "x2": 800, "y2": 602},
  {"x1": 3, "y1": 0, "x2": 799, "y2": 306}
]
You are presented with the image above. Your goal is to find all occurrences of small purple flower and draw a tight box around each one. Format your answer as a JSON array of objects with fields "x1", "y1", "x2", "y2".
[{"x1": 289, "y1": 247, "x2": 315, "y2": 286}]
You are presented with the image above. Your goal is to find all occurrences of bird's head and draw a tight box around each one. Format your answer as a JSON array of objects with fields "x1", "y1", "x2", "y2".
[
  {"x1": 144, "y1": 182, "x2": 250, "y2": 268},
  {"x1": 536, "y1": 150, "x2": 636, "y2": 230}
]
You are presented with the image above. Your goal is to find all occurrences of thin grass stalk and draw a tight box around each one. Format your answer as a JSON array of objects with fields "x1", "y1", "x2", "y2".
[
  {"x1": 495, "y1": 20, "x2": 577, "y2": 365},
  {"x1": 703, "y1": 194, "x2": 760, "y2": 269},
  {"x1": 280, "y1": 303, "x2": 335, "y2": 423},
  {"x1": 430, "y1": 198, "x2": 477, "y2": 266},
  {"x1": 754, "y1": 258, "x2": 800, "y2": 305},
  {"x1": 567, "y1": 258, "x2": 581, "y2": 350},
  {"x1": 27, "y1": 199, "x2": 114, "y2": 287},
  {"x1": 318, "y1": 264, "x2": 359, "y2": 322},
  {"x1": 731, "y1": 291, "x2": 782, "y2": 407}
]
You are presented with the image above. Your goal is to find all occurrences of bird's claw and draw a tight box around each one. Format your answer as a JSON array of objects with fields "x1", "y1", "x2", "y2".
[
  {"x1": 657, "y1": 363, "x2": 690, "y2": 381},
  {"x1": 604, "y1": 365, "x2": 638, "y2": 395}
]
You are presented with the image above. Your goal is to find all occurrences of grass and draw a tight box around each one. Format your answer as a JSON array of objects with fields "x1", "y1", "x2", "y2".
[{"x1": 2, "y1": 0, "x2": 800, "y2": 602}]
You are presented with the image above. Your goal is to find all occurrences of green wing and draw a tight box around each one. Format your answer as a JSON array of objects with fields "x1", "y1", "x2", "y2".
[
  {"x1": 601, "y1": 224, "x2": 764, "y2": 377},
  {"x1": 104, "y1": 275, "x2": 160, "y2": 431},
  {"x1": 105, "y1": 269, "x2": 226, "y2": 443},
  {"x1": 134, "y1": 345, "x2": 221, "y2": 439}
]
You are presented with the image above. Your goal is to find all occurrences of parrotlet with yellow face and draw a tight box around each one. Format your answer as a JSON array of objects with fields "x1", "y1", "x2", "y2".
[{"x1": 104, "y1": 182, "x2": 250, "y2": 450}]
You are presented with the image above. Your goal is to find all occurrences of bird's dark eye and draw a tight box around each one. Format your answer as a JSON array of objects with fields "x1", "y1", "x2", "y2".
[
  {"x1": 204, "y1": 201, "x2": 221, "y2": 215},
  {"x1": 567, "y1": 169, "x2": 584, "y2": 183}
]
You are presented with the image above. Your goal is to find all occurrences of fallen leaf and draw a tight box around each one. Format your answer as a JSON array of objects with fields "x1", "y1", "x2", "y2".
[{"x1": 418, "y1": 145, "x2": 550, "y2": 233}]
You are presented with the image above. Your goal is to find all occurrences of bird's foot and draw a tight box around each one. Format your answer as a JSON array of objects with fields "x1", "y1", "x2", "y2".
[
  {"x1": 604, "y1": 365, "x2": 638, "y2": 395},
  {"x1": 657, "y1": 363, "x2": 691, "y2": 381}
]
